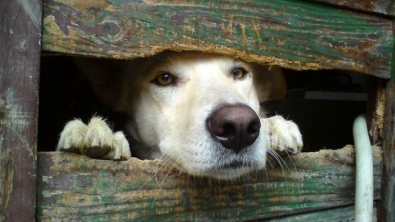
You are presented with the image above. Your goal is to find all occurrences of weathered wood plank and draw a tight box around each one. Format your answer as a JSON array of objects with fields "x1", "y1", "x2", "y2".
[
  {"x1": 37, "y1": 145, "x2": 382, "y2": 221},
  {"x1": 367, "y1": 79, "x2": 386, "y2": 144},
  {"x1": 267, "y1": 205, "x2": 377, "y2": 222},
  {"x1": 0, "y1": 0, "x2": 41, "y2": 221},
  {"x1": 41, "y1": 0, "x2": 393, "y2": 78},
  {"x1": 309, "y1": 0, "x2": 395, "y2": 16},
  {"x1": 378, "y1": 81, "x2": 395, "y2": 221}
]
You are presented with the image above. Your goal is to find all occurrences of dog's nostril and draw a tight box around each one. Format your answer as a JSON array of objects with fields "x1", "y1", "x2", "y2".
[
  {"x1": 247, "y1": 120, "x2": 260, "y2": 134},
  {"x1": 215, "y1": 122, "x2": 236, "y2": 137},
  {"x1": 207, "y1": 104, "x2": 261, "y2": 153}
]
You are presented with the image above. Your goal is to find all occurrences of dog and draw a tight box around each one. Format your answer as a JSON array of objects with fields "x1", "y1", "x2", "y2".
[{"x1": 57, "y1": 51, "x2": 303, "y2": 179}]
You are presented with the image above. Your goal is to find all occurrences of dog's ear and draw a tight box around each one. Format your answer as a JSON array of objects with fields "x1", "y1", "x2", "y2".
[
  {"x1": 252, "y1": 65, "x2": 287, "y2": 101},
  {"x1": 73, "y1": 57, "x2": 131, "y2": 111}
]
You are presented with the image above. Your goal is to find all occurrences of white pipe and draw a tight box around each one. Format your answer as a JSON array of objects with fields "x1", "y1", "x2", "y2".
[{"x1": 353, "y1": 114, "x2": 373, "y2": 221}]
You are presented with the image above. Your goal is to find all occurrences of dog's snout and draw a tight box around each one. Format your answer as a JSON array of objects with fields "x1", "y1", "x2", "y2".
[{"x1": 207, "y1": 104, "x2": 261, "y2": 153}]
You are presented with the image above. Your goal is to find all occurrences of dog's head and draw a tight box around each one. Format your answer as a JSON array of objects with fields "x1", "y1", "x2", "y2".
[{"x1": 78, "y1": 51, "x2": 286, "y2": 179}]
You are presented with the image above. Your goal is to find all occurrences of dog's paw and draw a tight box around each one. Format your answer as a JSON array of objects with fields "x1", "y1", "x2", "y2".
[
  {"x1": 57, "y1": 117, "x2": 131, "y2": 160},
  {"x1": 262, "y1": 115, "x2": 303, "y2": 154}
]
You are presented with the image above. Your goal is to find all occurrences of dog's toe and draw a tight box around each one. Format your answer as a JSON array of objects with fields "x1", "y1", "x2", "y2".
[
  {"x1": 107, "y1": 131, "x2": 131, "y2": 160},
  {"x1": 57, "y1": 119, "x2": 88, "y2": 154},
  {"x1": 83, "y1": 117, "x2": 127, "y2": 160},
  {"x1": 58, "y1": 117, "x2": 131, "y2": 160},
  {"x1": 263, "y1": 115, "x2": 303, "y2": 154},
  {"x1": 84, "y1": 117, "x2": 114, "y2": 149}
]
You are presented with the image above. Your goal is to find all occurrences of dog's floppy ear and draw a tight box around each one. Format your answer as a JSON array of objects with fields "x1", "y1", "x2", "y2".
[
  {"x1": 252, "y1": 65, "x2": 287, "y2": 101},
  {"x1": 73, "y1": 57, "x2": 131, "y2": 111}
]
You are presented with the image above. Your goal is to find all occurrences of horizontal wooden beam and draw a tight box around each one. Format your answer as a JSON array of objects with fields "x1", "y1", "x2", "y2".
[
  {"x1": 37, "y1": 145, "x2": 382, "y2": 221},
  {"x1": 310, "y1": 0, "x2": 395, "y2": 16},
  {"x1": 41, "y1": 0, "x2": 393, "y2": 78},
  {"x1": 264, "y1": 205, "x2": 377, "y2": 221}
]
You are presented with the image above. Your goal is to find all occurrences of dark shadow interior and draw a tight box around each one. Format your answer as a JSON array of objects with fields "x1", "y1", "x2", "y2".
[
  {"x1": 264, "y1": 69, "x2": 371, "y2": 152},
  {"x1": 38, "y1": 55, "x2": 371, "y2": 153}
]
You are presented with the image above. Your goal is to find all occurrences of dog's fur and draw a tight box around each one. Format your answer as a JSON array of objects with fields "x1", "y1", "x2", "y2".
[{"x1": 57, "y1": 51, "x2": 302, "y2": 179}]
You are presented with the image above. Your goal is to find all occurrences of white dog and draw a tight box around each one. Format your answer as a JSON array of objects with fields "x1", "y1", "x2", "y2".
[{"x1": 57, "y1": 51, "x2": 303, "y2": 179}]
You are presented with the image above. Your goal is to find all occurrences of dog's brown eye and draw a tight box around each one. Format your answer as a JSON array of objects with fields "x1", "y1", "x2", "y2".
[
  {"x1": 232, "y1": 67, "x2": 247, "y2": 79},
  {"x1": 152, "y1": 72, "x2": 175, "y2": 86}
]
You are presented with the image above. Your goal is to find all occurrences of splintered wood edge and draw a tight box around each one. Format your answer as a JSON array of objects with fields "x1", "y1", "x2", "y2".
[{"x1": 37, "y1": 145, "x2": 383, "y2": 190}]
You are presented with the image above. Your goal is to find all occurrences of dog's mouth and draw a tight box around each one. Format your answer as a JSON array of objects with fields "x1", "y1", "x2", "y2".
[
  {"x1": 160, "y1": 131, "x2": 267, "y2": 179},
  {"x1": 204, "y1": 160, "x2": 262, "y2": 179},
  {"x1": 177, "y1": 155, "x2": 265, "y2": 179},
  {"x1": 219, "y1": 160, "x2": 244, "y2": 169},
  {"x1": 216, "y1": 159, "x2": 258, "y2": 170}
]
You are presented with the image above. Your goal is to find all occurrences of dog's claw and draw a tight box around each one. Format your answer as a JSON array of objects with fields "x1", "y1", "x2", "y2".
[
  {"x1": 57, "y1": 117, "x2": 131, "y2": 160},
  {"x1": 262, "y1": 115, "x2": 303, "y2": 154}
]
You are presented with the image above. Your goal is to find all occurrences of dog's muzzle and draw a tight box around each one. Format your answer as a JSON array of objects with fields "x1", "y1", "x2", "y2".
[{"x1": 206, "y1": 104, "x2": 261, "y2": 153}]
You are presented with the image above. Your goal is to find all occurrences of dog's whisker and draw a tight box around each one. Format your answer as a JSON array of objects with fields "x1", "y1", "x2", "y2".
[
  {"x1": 58, "y1": 51, "x2": 302, "y2": 184},
  {"x1": 156, "y1": 155, "x2": 173, "y2": 175},
  {"x1": 275, "y1": 148, "x2": 301, "y2": 195},
  {"x1": 174, "y1": 167, "x2": 184, "y2": 187},
  {"x1": 281, "y1": 148, "x2": 301, "y2": 187},
  {"x1": 150, "y1": 157, "x2": 182, "y2": 206},
  {"x1": 143, "y1": 155, "x2": 173, "y2": 194},
  {"x1": 267, "y1": 148, "x2": 301, "y2": 191},
  {"x1": 267, "y1": 148, "x2": 287, "y2": 173},
  {"x1": 258, "y1": 98, "x2": 270, "y2": 103}
]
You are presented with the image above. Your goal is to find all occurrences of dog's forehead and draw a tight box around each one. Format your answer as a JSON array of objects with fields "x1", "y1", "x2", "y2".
[{"x1": 153, "y1": 51, "x2": 245, "y2": 71}]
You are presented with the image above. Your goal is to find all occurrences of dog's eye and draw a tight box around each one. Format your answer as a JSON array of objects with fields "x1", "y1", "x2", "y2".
[
  {"x1": 152, "y1": 72, "x2": 175, "y2": 86},
  {"x1": 232, "y1": 67, "x2": 248, "y2": 79}
]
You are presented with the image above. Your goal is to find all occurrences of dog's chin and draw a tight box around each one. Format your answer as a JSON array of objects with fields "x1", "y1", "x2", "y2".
[
  {"x1": 165, "y1": 150, "x2": 267, "y2": 180},
  {"x1": 180, "y1": 161, "x2": 266, "y2": 180},
  {"x1": 204, "y1": 165, "x2": 264, "y2": 180}
]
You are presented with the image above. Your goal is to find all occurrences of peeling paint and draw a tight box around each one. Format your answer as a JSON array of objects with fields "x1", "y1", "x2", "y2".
[
  {"x1": 42, "y1": 175, "x2": 52, "y2": 183},
  {"x1": 36, "y1": 146, "x2": 383, "y2": 220},
  {"x1": 0, "y1": 88, "x2": 30, "y2": 136},
  {"x1": 1, "y1": 0, "x2": 41, "y2": 219},
  {"x1": 42, "y1": 0, "x2": 393, "y2": 78}
]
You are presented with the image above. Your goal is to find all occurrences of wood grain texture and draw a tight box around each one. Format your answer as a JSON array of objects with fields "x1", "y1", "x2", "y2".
[
  {"x1": 41, "y1": 0, "x2": 394, "y2": 78},
  {"x1": 265, "y1": 205, "x2": 377, "y2": 221},
  {"x1": 367, "y1": 79, "x2": 386, "y2": 144},
  {"x1": 0, "y1": 0, "x2": 41, "y2": 221},
  {"x1": 37, "y1": 145, "x2": 382, "y2": 221},
  {"x1": 378, "y1": 81, "x2": 395, "y2": 222},
  {"x1": 309, "y1": 0, "x2": 395, "y2": 16}
]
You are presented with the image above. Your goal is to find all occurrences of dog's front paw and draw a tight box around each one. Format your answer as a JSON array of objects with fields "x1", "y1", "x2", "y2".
[
  {"x1": 57, "y1": 117, "x2": 131, "y2": 160},
  {"x1": 262, "y1": 115, "x2": 303, "y2": 154}
]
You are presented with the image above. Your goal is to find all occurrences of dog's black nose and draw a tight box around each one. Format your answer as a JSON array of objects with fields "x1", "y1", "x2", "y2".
[{"x1": 206, "y1": 104, "x2": 261, "y2": 153}]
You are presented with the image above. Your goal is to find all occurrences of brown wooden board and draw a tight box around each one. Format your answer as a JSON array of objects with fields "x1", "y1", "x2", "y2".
[
  {"x1": 309, "y1": 0, "x2": 395, "y2": 16},
  {"x1": 37, "y1": 145, "x2": 382, "y2": 221},
  {"x1": 378, "y1": 81, "x2": 395, "y2": 221},
  {"x1": 0, "y1": 0, "x2": 41, "y2": 221},
  {"x1": 41, "y1": 0, "x2": 393, "y2": 78},
  {"x1": 367, "y1": 79, "x2": 386, "y2": 144}
]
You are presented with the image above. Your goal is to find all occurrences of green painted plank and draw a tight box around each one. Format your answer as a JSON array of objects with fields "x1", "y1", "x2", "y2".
[
  {"x1": 37, "y1": 145, "x2": 382, "y2": 221},
  {"x1": 41, "y1": 0, "x2": 393, "y2": 78},
  {"x1": 267, "y1": 205, "x2": 376, "y2": 221}
]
